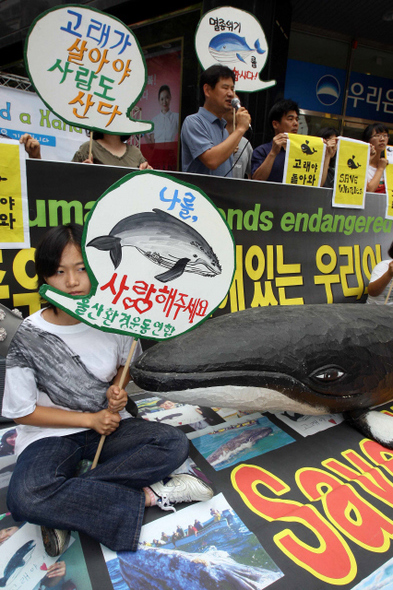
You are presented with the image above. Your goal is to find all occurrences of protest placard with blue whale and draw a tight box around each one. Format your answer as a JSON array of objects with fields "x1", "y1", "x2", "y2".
[
  {"x1": 39, "y1": 170, "x2": 235, "y2": 341},
  {"x1": 195, "y1": 6, "x2": 276, "y2": 93}
]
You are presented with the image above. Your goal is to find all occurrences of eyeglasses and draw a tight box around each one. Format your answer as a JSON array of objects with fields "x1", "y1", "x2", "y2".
[{"x1": 371, "y1": 133, "x2": 389, "y2": 139}]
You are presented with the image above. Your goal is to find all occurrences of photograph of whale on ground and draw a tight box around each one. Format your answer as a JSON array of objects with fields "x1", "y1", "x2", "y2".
[{"x1": 102, "y1": 494, "x2": 284, "y2": 590}]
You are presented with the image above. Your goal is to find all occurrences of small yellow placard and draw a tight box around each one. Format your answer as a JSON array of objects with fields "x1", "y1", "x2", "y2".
[
  {"x1": 332, "y1": 137, "x2": 369, "y2": 209},
  {"x1": 283, "y1": 133, "x2": 325, "y2": 187},
  {"x1": 384, "y1": 145, "x2": 393, "y2": 219},
  {"x1": 0, "y1": 138, "x2": 30, "y2": 248}
]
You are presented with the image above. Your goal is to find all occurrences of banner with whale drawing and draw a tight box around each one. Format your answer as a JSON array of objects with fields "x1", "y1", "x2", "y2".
[
  {"x1": 24, "y1": 5, "x2": 153, "y2": 136},
  {"x1": 283, "y1": 133, "x2": 325, "y2": 187},
  {"x1": 40, "y1": 170, "x2": 235, "y2": 340},
  {"x1": 332, "y1": 137, "x2": 370, "y2": 209},
  {"x1": 194, "y1": 6, "x2": 276, "y2": 93}
]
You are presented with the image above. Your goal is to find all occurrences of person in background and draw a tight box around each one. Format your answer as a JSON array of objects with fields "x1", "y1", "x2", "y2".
[
  {"x1": 72, "y1": 132, "x2": 152, "y2": 169},
  {"x1": 367, "y1": 240, "x2": 393, "y2": 305},
  {"x1": 319, "y1": 127, "x2": 339, "y2": 188},
  {"x1": 181, "y1": 64, "x2": 251, "y2": 177},
  {"x1": 146, "y1": 85, "x2": 179, "y2": 144},
  {"x1": 251, "y1": 99, "x2": 299, "y2": 182},
  {"x1": 362, "y1": 123, "x2": 389, "y2": 193}
]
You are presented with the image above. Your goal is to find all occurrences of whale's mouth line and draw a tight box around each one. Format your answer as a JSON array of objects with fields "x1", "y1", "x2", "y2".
[{"x1": 131, "y1": 367, "x2": 366, "y2": 401}]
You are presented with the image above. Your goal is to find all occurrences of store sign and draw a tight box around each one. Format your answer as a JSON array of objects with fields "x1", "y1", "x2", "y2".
[{"x1": 285, "y1": 59, "x2": 393, "y2": 124}]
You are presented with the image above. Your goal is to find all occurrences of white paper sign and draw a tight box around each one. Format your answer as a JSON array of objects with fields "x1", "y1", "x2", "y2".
[
  {"x1": 40, "y1": 171, "x2": 235, "y2": 341},
  {"x1": 25, "y1": 6, "x2": 153, "y2": 135},
  {"x1": 195, "y1": 6, "x2": 276, "y2": 93}
]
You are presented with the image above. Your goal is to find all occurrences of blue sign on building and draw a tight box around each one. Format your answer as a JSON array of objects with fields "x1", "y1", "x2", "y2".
[{"x1": 285, "y1": 59, "x2": 393, "y2": 125}]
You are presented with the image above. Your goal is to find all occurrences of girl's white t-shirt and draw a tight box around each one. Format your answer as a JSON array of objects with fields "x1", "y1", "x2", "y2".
[{"x1": 2, "y1": 309, "x2": 141, "y2": 456}]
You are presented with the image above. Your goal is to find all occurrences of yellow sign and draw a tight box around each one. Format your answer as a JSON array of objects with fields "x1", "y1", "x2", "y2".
[
  {"x1": 332, "y1": 137, "x2": 369, "y2": 209},
  {"x1": 283, "y1": 133, "x2": 325, "y2": 187},
  {"x1": 0, "y1": 139, "x2": 30, "y2": 248},
  {"x1": 384, "y1": 145, "x2": 393, "y2": 219}
]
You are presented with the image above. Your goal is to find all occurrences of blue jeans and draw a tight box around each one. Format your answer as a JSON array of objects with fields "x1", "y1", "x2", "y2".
[{"x1": 7, "y1": 418, "x2": 189, "y2": 551}]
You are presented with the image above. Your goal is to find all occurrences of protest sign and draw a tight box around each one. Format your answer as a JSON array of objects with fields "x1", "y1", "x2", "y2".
[
  {"x1": 195, "y1": 6, "x2": 276, "y2": 93},
  {"x1": 40, "y1": 170, "x2": 235, "y2": 340},
  {"x1": 283, "y1": 133, "x2": 325, "y2": 187},
  {"x1": 332, "y1": 137, "x2": 369, "y2": 209},
  {"x1": 24, "y1": 6, "x2": 153, "y2": 136},
  {"x1": 384, "y1": 145, "x2": 393, "y2": 219},
  {"x1": 0, "y1": 139, "x2": 30, "y2": 249}
]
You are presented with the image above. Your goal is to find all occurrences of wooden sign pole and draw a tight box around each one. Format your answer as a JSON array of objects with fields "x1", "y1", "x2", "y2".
[{"x1": 91, "y1": 338, "x2": 139, "y2": 469}]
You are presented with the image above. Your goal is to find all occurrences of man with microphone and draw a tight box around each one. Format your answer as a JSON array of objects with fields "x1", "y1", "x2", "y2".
[{"x1": 181, "y1": 65, "x2": 251, "y2": 177}]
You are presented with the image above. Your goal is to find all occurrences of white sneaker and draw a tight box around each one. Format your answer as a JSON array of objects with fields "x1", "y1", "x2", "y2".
[{"x1": 150, "y1": 474, "x2": 214, "y2": 512}]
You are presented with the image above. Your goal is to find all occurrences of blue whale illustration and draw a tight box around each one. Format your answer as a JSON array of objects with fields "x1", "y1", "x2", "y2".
[
  {"x1": 87, "y1": 208, "x2": 221, "y2": 283},
  {"x1": 208, "y1": 33, "x2": 265, "y2": 64},
  {"x1": 131, "y1": 304, "x2": 393, "y2": 449},
  {"x1": 0, "y1": 540, "x2": 36, "y2": 587}
]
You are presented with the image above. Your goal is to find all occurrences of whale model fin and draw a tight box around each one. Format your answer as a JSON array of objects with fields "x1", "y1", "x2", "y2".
[
  {"x1": 87, "y1": 235, "x2": 122, "y2": 269},
  {"x1": 344, "y1": 409, "x2": 393, "y2": 449},
  {"x1": 236, "y1": 52, "x2": 246, "y2": 63},
  {"x1": 155, "y1": 257, "x2": 190, "y2": 283}
]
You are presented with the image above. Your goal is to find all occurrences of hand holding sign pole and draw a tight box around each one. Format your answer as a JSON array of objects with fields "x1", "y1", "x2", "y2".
[{"x1": 40, "y1": 171, "x2": 235, "y2": 466}]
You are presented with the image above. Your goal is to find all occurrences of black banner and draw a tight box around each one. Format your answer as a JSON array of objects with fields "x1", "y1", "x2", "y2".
[{"x1": 2, "y1": 159, "x2": 392, "y2": 317}]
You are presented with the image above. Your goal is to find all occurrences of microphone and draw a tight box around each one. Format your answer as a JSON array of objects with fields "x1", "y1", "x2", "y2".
[
  {"x1": 231, "y1": 97, "x2": 241, "y2": 111},
  {"x1": 231, "y1": 98, "x2": 252, "y2": 131}
]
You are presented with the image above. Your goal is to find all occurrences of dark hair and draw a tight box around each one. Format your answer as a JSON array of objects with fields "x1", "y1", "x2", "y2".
[
  {"x1": 319, "y1": 127, "x2": 339, "y2": 140},
  {"x1": 158, "y1": 85, "x2": 171, "y2": 98},
  {"x1": 35, "y1": 223, "x2": 84, "y2": 312},
  {"x1": 268, "y1": 98, "x2": 299, "y2": 129},
  {"x1": 199, "y1": 65, "x2": 235, "y2": 106},
  {"x1": 87, "y1": 130, "x2": 132, "y2": 143},
  {"x1": 388, "y1": 241, "x2": 393, "y2": 259},
  {"x1": 362, "y1": 123, "x2": 389, "y2": 143}
]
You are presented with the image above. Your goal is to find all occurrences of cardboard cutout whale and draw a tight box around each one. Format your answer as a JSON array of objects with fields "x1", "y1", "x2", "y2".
[{"x1": 130, "y1": 304, "x2": 393, "y2": 449}]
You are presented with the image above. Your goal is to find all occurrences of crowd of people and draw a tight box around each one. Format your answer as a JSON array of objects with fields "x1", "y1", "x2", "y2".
[{"x1": 19, "y1": 63, "x2": 390, "y2": 191}]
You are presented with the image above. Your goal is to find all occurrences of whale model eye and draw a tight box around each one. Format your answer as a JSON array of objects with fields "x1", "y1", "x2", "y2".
[{"x1": 310, "y1": 366, "x2": 345, "y2": 383}]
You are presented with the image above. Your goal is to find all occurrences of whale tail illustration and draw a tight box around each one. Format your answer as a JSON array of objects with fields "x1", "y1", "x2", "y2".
[
  {"x1": 254, "y1": 39, "x2": 265, "y2": 55},
  {"x1": 87, "y1": 235, "x2": 122, "y2": 268}
]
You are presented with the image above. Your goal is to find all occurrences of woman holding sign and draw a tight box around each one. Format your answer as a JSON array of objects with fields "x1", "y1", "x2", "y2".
[
  {"x1": 363, "y1": 123, "x2": 389, "y2": 193},
  {"x1": 72, "y1": 132, "x2": 153, "y2": 169},
  {"x1": 2, "y1": 224, "x2": 213, "y2": 556}
]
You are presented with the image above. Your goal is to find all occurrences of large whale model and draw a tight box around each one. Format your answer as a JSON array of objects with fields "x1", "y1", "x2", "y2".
[
  {"x1": 131, "y1": 304, "x2": 393, "y2": 448},
  {"x1": 87, "y1": 208, "x2": 221, "y2": 283}
]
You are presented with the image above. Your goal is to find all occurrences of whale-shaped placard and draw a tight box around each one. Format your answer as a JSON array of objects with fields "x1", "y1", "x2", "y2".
[
  {"x1": 40, "y1": 170, "x2": 235, "y2": 341},
  {"x1": 24, "y1": 6, "x2": 153, "y2": 135},
  {"x1": 195, "y1": 6, "x2": 276, "y2": 93}
]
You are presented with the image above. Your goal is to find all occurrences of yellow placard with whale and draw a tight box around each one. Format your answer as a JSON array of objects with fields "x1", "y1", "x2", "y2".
[
  {"x1": 332, "y1": 137, "x2": 369, "y2": 209},
  {"x1": 384, "y1": 145, "x2": 393, "y2": 219},
  {"x1": 283, "y1": 133, "x2": 325, "y2": 187},
  {"x1": 0, "y1": 138, "x2": 30, "y2": 248}
]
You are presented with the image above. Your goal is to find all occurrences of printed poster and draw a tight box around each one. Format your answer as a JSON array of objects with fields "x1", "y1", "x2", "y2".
[
  {"x1": 332, "y1": 137, "x2": 369, "y2": 209},
  {"x1": 283, "y1": 133, "x2": 325, "y2": 187},
  {"x1": 0, "y1": 138, "x2": 30, "y2": 249}
]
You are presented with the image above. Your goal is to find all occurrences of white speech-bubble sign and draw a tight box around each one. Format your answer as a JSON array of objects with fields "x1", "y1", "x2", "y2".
[
  {"x1": 40, "y1": 171, "x2": 235, "y2": 341},
  {"x1": 25, "y1": 6, "x2": 153, "y2": 135},
  {"x1": 195, "y1": 6, "x2": 276, "y2": 93}
]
